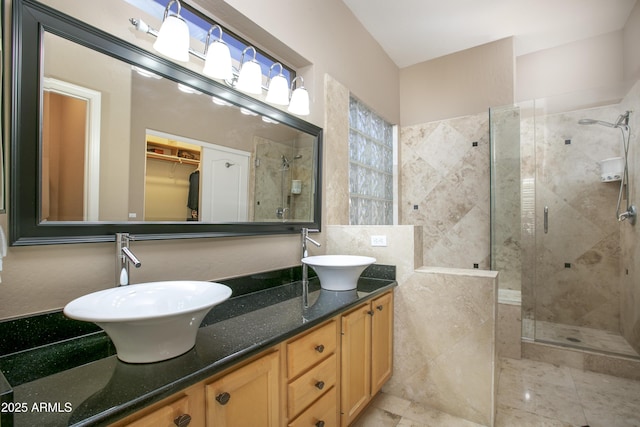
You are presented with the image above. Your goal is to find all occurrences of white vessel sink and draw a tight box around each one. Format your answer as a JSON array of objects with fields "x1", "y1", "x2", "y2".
[
  {"x1": 64, "y1": 281, "x2": 232, "y2": 363},
  {"x1": 302, "y1": 255, "x2": 376, "y2": 291}
]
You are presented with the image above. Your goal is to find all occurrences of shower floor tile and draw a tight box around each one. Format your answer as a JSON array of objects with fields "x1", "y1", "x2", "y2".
[{"x1": 535, "y1": 320, "x2": 639, "y2": 357}]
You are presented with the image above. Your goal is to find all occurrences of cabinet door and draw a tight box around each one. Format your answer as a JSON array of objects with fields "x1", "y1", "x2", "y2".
[
  {"x1": 125, "y1": 396, "x2": 193, "y2": 427},
  {"x1": 205, "y1": 351, "x2": 280, "y2": 427},
  {"x1": 340, "y1": 303, "x2": 371, "y2": 426},
  {"x1": 371, "y1": 292, "x2": 393, "y2": 395},
  {"x1": 110, "y1": 384, "x2": 204, "y2": 427}
]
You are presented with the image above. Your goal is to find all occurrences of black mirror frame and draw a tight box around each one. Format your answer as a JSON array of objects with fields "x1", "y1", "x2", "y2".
[{"x1": 9, "y1": 0, "x2": 322, "y2": 246}]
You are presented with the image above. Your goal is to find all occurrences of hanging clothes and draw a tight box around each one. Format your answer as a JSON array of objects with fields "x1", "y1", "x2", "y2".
[{"x1": 187, "y1": 170, "x2": 199, "y2": 220}]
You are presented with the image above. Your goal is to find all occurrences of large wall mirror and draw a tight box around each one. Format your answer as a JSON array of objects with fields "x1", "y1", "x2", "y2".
[{"x1": 10, "y1": 0, "x2": 322, "y2": 245}]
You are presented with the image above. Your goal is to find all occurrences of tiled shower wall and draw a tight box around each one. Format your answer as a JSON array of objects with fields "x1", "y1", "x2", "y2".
[
  {"x1": 252, "y1": 136, "x2": 314, "y2": 222},
  {"x1": 400, "y1": 114, "x2": 491, "y2": 270},
  {"x1": 520, "y1": 79, "x2": 640, "y2": 354},
  {"x1": 525, "y1": 104, "x2": 624, "y2": 333}
]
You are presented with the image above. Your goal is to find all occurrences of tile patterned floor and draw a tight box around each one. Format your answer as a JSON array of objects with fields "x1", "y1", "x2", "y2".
[{"x1": 353, "y1": 357, "x2": 640, "y2": 426}]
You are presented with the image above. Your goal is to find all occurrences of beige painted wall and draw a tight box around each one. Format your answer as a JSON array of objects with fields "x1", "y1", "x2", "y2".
[
  {"x1": 399, "y1": 37, "x2": 515, "y2": 126},
  {"x1": 516, "y1": 0, "x2": 640, "y2": 105},
  {"x1": 623, "y1": 0, "x2": 640, "y2": 81},
  {"x1": 516, "y1": 31, "x2": 625, "y2": 103},
  {"x1": 213, "y1": 0, "x2": 401, "y2": 125}
]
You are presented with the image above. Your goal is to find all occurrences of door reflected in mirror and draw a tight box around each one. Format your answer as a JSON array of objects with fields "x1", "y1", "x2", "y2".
[{"x1": 41, "y1": 31, "x2": 316, "y2": 224}]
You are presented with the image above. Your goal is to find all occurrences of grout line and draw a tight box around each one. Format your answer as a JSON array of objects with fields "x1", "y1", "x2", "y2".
[{"x1": 567, "y1": 365, "x2": 591, "y2": 427}]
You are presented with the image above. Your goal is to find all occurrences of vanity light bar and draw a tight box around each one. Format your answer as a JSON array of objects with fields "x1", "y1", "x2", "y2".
[{"x1": 129, "y1": 2, "x2": 310, "y2": 116}]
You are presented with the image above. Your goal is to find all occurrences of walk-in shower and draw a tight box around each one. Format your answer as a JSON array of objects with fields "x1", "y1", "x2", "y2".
[
  {"x1": 276, "y1": 155, "x2": 291, "y2": 220},
  {"x1": 490, "y1": 92, "x2": 640, "y2": 360}
]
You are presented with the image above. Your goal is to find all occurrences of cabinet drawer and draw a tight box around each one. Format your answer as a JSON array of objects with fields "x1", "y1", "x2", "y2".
[
  {"x1": 288, "y1": 386, "x2": 338, "y2": 427},
  {"x1": 287, "y1": 320, "x2": 337, "y2": 378},
  {"x1": 288, "y1": 354, "x2": 337, "y2": 418}
]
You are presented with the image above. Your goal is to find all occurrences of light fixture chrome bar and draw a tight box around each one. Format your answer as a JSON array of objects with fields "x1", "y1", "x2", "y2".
[
  {"x1": 129, "y1": 17, "x2": 309, "y2": 115},
  {"x1": 129, "y1": 18, "x2": 278, "y2": 91}
]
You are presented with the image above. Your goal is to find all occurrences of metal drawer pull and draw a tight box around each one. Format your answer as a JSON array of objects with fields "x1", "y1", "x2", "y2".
[
  {"x1": 215, "y1": 392, "x2": 231, "y2": 405},
  {"x1": 174, "y1": 414, "x2": 192, "y2": 427},
  {"x1": 315, "y1": 381, "x2": 325, "y2": 390},
  {"x1": 315, "y1": 344, "x2": 324, "y2": 353},
  {"x1": 315, "y1": 421, "x2": 325, "y2": 427}
]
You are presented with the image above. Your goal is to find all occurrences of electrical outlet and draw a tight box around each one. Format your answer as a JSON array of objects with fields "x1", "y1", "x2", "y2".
[
  {"x1": 128, "y1": 213, "x2": 137, "y2": 218},
  {"x1": 371, "y1": 235, "x2": 387, "y2": 247}
]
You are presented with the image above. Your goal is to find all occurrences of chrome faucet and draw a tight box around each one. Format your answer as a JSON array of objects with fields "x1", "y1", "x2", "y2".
[
  {"x1": 301, "y1": 228, "x2": 321, "y2": 307},
  {"x1": 619, "y1": 205, "x2": 637, "y2": 225},
  {"x1": 302, "y1": 228, "x2": 321, "y2": 258},
  {"x1": 116, "y1": 233, "x2": 142, "y2": 286}
]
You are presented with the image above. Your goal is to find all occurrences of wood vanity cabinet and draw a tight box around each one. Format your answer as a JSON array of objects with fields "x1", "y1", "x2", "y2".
[
  {"x1": 109, "y1": 290, "x2": 394, "y2": 427},
  {"x1": 340, "y1": 291, "x2": 394, "y2": 426},
  {"x1": 205, "y1": 351, "x2": 280, "y2": 426}
]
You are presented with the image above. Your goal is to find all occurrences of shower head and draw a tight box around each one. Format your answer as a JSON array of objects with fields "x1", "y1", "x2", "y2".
[
  {"x1": 578, "y1": 111, "x2": 631, "y2": 129},
  {"x1": 578, "y1": 118, "x2": 616, "y2": 127}
]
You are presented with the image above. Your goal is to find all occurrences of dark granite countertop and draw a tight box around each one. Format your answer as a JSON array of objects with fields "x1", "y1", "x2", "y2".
[{"x1": 0, "y1": 264, "x2": 396, "y2": 426}]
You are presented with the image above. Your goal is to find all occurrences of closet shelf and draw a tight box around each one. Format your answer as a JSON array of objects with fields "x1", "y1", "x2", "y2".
[
  {"x1": 146, "y1": 152, "x2": 200, "y2": 166},
  {"x1": 146, "y1": 140, "x2": 201, "y2": 166}
]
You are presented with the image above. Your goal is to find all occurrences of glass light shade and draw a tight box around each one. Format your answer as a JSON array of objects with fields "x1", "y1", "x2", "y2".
[
  {"x1": 153, "y1": 15, "x2": 190, "y2": 62},
  {"x1": 177, "y1": 83, "x2": 202, "y2": 95},
  {"x1": 132, "y1": 65, "x2": 161, "y2": 79},
  {"x1": 203, "y1": 41, "x2": 232, "y2": 80},
  {"x1": 288, "y1": 87, "x2": 310, "y2": 116},
  {"x1": 265, "y1": 74, "x2": 290, "y2": 105},
  {"x1": 236, "y1": 60, "x2": 263, "y2": 94}
]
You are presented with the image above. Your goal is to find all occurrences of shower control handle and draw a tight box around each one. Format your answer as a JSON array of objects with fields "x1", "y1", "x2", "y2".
[{"x1": 544, "y1": 206, "x2": 549, "y2": 234}]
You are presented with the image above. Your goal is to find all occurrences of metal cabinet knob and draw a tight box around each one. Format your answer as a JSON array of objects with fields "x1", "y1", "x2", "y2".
[
  {"x1": 315, "y1": 344, "x2": 324, "y2": 353},
  {"x1": 367, "y1": 310, "x2": 374, "y2": 316},
  {"x1": 215, "y1": 392, "x2": 231, "y2": 405},
  {"x1": 376, "y1": 305, "x2": 384, "y2": 311},
  {"x1": 174, "y1": 414, "x2": 191, "y2": 427},
  {"x1": 315, "y1": 421, "x2": 325, "y2": 427},
  {"x1": 315, "y1": 381, "x2": 325, "y2": 390}
]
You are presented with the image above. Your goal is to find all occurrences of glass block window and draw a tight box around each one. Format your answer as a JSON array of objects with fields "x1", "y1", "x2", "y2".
[{"x1": 348, "y1": 97, "x2": 395, "y2": 225}]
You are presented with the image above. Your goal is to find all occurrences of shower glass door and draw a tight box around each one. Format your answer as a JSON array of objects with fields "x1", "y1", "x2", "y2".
[{"x1": 532, "y1": 100, "x2": 639, "y2": 358}]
